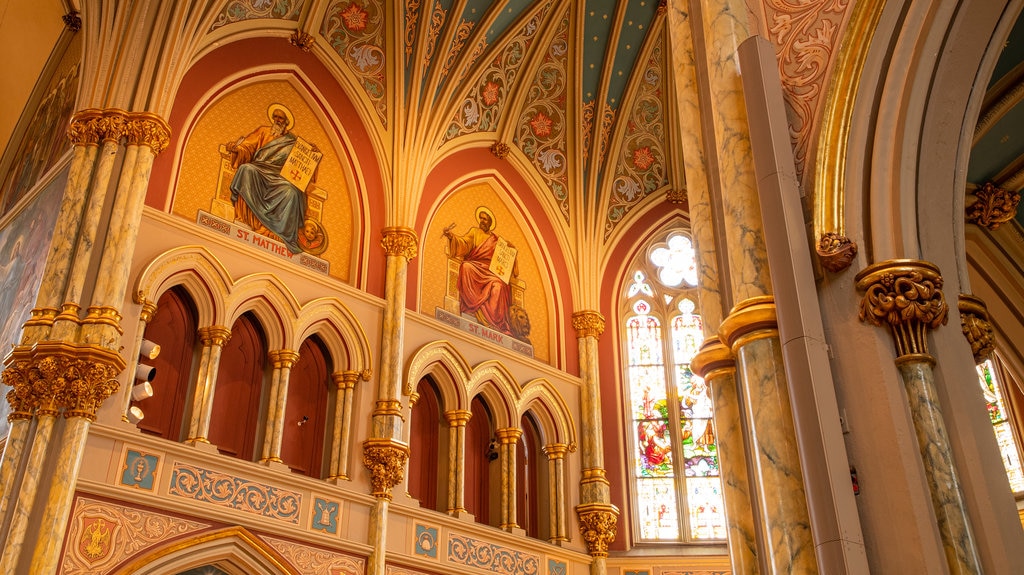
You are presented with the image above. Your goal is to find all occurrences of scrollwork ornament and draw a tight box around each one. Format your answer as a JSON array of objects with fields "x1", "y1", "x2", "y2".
[
  {"x1": 571, "y1": 310, "x2": 605, "y2": 339},
  {"x1": 381, "y1": 227, "x2": 418, "y2": 260},
  {"x1": 966, "y1": 182, "x2": 1021, "y2": 230},
  {"x1": 816, "y1": 232, "x2": 858, "y2": 273},
  {"x1": 576, "y1": 504, "x2": 618, "y2": 558},
  {"x1": 125, "y1": 113, "x2": 171, "y2": 155},
  {"x1": 855, "y1": 262, "x2": 948, "y2": 358},
  {"x1": 362, "y1": 440, "x2": 409, "y2": 500},
  {"x1": 958, "y1": 294, "x2": 995, "y2": 364}
]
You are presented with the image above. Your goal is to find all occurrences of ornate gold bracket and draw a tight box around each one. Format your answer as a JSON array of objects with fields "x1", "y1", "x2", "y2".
[
  {"x1": 289, "y1": 30, "x2": 314, "y2": 52},
  {"x1": 575, "y1": 502, "x2": 619, "y2": 558},
  {"x1": 958, "y1": 294, "x2": 995, "y2": 364},
  {"x1": 816, "y1": 232, "x2": 858, "y2": 273},
  {"x1": 855, "y1": 260, "x2": 948, "y2": 359},
  {"x1": 2, "y1": 341, "x2": 125, "y2": 420},
  {"x1": 490, "y1": 142, "x2": 510, "y2": 159},
  {"x1": 965, "y1": 182, "x2": 1021, "y2": 230},
  {"x1": 362, "y1": 438, "x2": 409, "y2": 500}
]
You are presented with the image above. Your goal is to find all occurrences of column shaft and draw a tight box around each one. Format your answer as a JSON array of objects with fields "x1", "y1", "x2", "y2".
[
  {"x1": 446, "y1": 410, "x2": 471, "y2": 514},
  {"x1": 267, "y1": 350, "x2": 299, "y2": 462},
  {"x1": 194, "y1": 327, "x2": 231, "y2": 442}
]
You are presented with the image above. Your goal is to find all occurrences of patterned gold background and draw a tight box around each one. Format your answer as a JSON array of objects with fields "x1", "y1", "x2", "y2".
[
  {"x1": 172, "y1": 79, "x2": 353, "y2": 281},
  {"x1": 421, "y1": 182, "x2": 549, "y2": 363}
]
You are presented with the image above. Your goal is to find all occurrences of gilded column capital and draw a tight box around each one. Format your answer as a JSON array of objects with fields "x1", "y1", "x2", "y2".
[
  {"x1": 542, "y1": 443, "x2": 569, "y2": 459},
  {"x1": 856, "y1": 260, "x2": 948, "y2": 359},
  {"x1": 125, "y1": 112, "x2": 171, "y2": 155},
  {"x1": 269, "y1": 349, "x2": 300, "y2": 369},
  {"x1": 82, "y1": 305, "x2": 124, "y2": 334},
  {"x1": 96, "y1": 109, "x2": 128, "y2": 145},
  {"x1": 25, "y1": 307, "x2": 60, "y2": 328},
  {"x1": 381, "y1": 227, "x2": 419, "y2": 260},
  {"x1": 333, "y1": 370, "x2": 360, "y2": 390},
  {"x1": 958, "y1": 294, "x2": 995, "y2": 364},
  {"x1": 444, "y1": 409, "x2": 472, "y2": 426},
  {"x1": 198, "y1": 326, "x2": 232, "y2": 347},
  {"x1": 2, "y1": 342, "x2": 125, "y2": 420},
  {"x1": 67, "y1": 109, "x2": 105, "y2": 146},
  {"x1": 966, "y1": 182, "x2": 1021, "y2": 230},
  {"x1": 572, "y1": 310, "x2": 605, "y2": 339},
  {"x1": 690, "y1": 336, "x2": 735, "y2": 379},
  {"x1": 816, "y1": 232, "x2": 858, "y2": 273},
  {"x1": 495, "y1": 427, "x2": 523, "y2": 444},
  {"x1": 575, "y1": 503, "x2": 619, "y2": 558},
  {"x1": 719, "y1": 296, "x2": 777, "y2": 351},
  {"x1": 138, "y1": 297, "x2": 159, "y2": 324},
  {"x1": 362, "y1": 438, "x2": 409, "y2": 500}
]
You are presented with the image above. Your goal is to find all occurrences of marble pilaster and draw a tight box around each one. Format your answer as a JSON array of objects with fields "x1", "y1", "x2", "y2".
[
  {"x1": 363, "y1": 439, "x2": 408, "y2": 575},
  {"x1": 857, "y1": 260, "x2": 982, "y2": 574},
  {"x1": 186, "y1": 326, "x2": 231, "y2": 443},
  {"x1": 29, "y1": 416, "x2": 90, "y2": 574},
  {"x1": 263, "y1": 349, "x2": 299, "y2": 463},
  {"x1": 496, "y1": 427, "x2": 522, "y2": 530},
  {"x1": 372, "y1": 227, "x2": 417, "y2": 441},
  {"x1": 445, "y1": 409, "x2": 471, "y2": 515},
  {"x1": 328, "y1": 371, "x2": 360, "y2": 480},
  {"x1": 543, "y1": 443, "x2": 569, "y2": 543},
  {"x1": 721, "y1": 297, "x2": 817, "y2": 574},
  {"x1": 692, "y1": 336, "x2": 758, "y2": 574}
]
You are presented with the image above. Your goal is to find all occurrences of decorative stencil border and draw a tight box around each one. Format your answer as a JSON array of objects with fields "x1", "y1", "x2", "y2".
[
  {"x1": 447, "y1": 532, "x2": 539, "y2": 575},
  {"x1": 261, "y1": 533, "x2": 364, "y2": 575},
  {"x1": 168, "y1": 462, "x2": 301, "y2": 524}
]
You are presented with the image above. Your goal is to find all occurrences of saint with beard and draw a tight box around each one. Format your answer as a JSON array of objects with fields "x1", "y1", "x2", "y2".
[{"x1": 226, "y1": 103, "x2": 309, "y2": 253}]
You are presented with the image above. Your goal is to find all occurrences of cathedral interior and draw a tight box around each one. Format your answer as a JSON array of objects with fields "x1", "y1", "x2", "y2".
[{"x1": 2, "y1": 0, "x2": 1024, "y2": 574}]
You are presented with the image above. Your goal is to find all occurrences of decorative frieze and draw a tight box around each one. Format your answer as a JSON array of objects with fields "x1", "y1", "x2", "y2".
[
  {"x1": 168, "y1": 463, "x2": 302, "y2": 524},
  {"x1": 447, "y1": 532, "x2": 539, "y2": 575}
]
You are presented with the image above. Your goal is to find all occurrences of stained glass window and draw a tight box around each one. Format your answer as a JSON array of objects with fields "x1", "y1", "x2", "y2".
[
  {"x1": 623, "y1": 232, "x2": 726, "y2": 542},
  {"x1": 977, "y1": 358, "x2": 1024, "y2": 493}
]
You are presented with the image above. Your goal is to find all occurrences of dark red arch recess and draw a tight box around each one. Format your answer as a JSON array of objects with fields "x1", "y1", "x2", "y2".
[
  {"x1": 416, "y1": 147, "x2": 576, "y2": 374},
  {"x1": 597, "y1": 205, "x2": 692, "y2": 550},
  {"x1": 147, "y1": 36, "x2": 386, "y2": 297}
]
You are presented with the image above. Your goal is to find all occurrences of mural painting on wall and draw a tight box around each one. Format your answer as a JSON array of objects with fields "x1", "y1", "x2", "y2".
[
  {"x1": 177, "y1": 79, "x2": 353, "y2": 281},
  {"x1": 0, "y1": 170, "x2": 66, "y2": 436}
]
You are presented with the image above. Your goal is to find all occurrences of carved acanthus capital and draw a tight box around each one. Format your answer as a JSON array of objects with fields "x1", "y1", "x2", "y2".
[
  {"x1": 67, "y1": 109, "x2": 105, "y2": 146},
  {"x1": 958, "y1": 294, "x2": 995, "y2": 364},
  {"x1": 289, "y1": 30, "x2": 314, "y2": 52},
  {"x1": 576, "y1": 503, "x2": 619, "y2": 558},
  {"x1": 966, "y1": 182, "x2": 1021, "y2": 230},
  {"x1": 855, "y1": 260, "x2": 948, "y2": 359},
  {"x1": 53, "y1": 356, "x2": 122, "y2": 419},
  {"x1": 2, "y1": 342, "x2": 125, "y2": 420},
  {"x1": 572, "y1": 310, "x2": 605, "y2": 339},
  {"x1": 381, "y1": 227, "x2": 419, "y2": 260},
  {"x1": 96, "y1": 109, "x2": 128, "y2": 144},
  {"x1": 816, "y1": 232, "x2": 858, "y2": 273},
  {"x1": 362, "y1": 438, "x2": 409, "y2": 500},
  {"x1": 125, "y1": 113, "x2": 171, "y2": 155},
  {"x1": 198, "y1": 326, "x2": 232, "y2": 347},
  {"x1": 490, "y1": 142, "x2": 511, "y2": 159}
]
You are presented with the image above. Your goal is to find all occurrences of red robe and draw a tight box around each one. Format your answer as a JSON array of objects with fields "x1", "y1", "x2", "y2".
[{"x1": 448, "y1": 227, "x2": 514, "y2": 334}]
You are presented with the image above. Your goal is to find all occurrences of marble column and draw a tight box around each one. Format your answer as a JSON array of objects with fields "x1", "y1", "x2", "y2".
[
  {"x1": 328, "y1": 370, "x2": 361, "y2": 481},
  {"x1": 543, "y1": 443, "x2": 569, "y2": 543},
  {"x1": 445, "y1": 409, "x2": 472, "y2": 515},
  {"x1": 572, "y1": 311, "x2": 617, "y2": 575},
  {"x1": 186, "y1": 326, "x2": 232, "y2": 444},
  {"x1": 857, "y1": 261, "x2": 982, "y2": 574},
  {"x1": 720, "y1": 297, "x2": 817, "y2": 574},
  {"x1": 364, "y1": 227, "x2": 417, "y2": 575},
  {"x1": 121, "y1": 297, "x2": 158, "y2": 420},
  {"x1": 691, "y1": 336, "x2": 758, "y2": 574},
  {"x1": 496, "y1": 427, "x2": 522, "y2": 530},
  {"x1": 262, "y1": 349, "x2": 300, "y2": 463}
]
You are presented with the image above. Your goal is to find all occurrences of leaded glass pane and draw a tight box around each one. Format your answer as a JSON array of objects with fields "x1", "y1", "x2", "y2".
[
  {"x1": 636, "y1": 478, "x2": 680, "y2": 540},
  {"x1": 627, "y1": 315, "x2": 662, "y2": 366},
  {"x1": 978, "y1": 360, "x2": 1024, "y2": 492},
  {"x1": 686, "y1": 477, "x2": 727, "y2": 540},
  {"x1": 629, "y1": 364, "x2": 667, "y2": 419},
  {"x1": 636, "y1": 420, "x2": 674, "y2": 477},
  {"x1": 682, "y1": 418, "x2": 718, "y2": 477}
]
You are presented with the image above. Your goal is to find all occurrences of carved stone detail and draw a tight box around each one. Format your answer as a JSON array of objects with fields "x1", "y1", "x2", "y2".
[
  {"x1": 575, "y1": 503, "x2": 618, "y2": 558},
  {"x1": 2, "y1": 343, "x2": 124, "y2": 420},
  {"x1": 125, "y1": 113, "x2": 171, "y2": 155},
  {"x1": 816, "y1": 232, "x2": 858, "y2": 273},
  {"x1": 62, "y1": 10, "x2": 82, "y2": 32},
  {"x1": 965, "y1": 182, "x2": 1021, "y2": 230},
  {"x1": 490, "y1": 142, "x2": 510, "y2": 159},
  {"x1": 67, "y1": 109, "x2": 169, "y2": 153},
  {"x1": 666, "y1": 188, "x2": 687, "y2": 204},
  {"x1": 381, "y1": 227, "x2": 418, "y2": 260},
  {"x1": 67, "y1": 110, "x2": 105, "y2": 146},
  {"x1": 362, "y1": 439, "x2": 409, "y2": 500},
  {"x1": 289, "y1": 30, "x2": 314, "y2": 52},
  {"x1": 958, "y1": 294, "x2": 995, "y2": 364},
  {"x1": 855, "y1": 261, "x2": 948, "y2": 359},
  {"x1": 571, "y1": 310, "x2": 605, "y2": 339}
]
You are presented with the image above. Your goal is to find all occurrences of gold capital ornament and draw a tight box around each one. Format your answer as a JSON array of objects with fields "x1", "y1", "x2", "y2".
[
  {"x1": 816, "y1": 232, "x2": 858, "y2": 273},
  {"x1": 572, "y1": 310, "x2": 605, "y2": 339},
  {"x1": 856, "y1": 260, "x2": 948, "y2": 359},
  {"x1": 2, "y1": 342, "x2": 124, "y2": 420},
  {"x1": 381, "y1": 227, "x2": 419, "y2": 260},
  {"x1": 362, "y1": 438, "x2": 409, "y2": 500},
  {"x1": 958, "y1": 294, "x2": 995, "y2": 364},
  {"x1": 125, "y1": 112, "x2": 171, "y2": 155},
  {"x1": 966, "y1": 182, "x2": 1021, "y2": 230},
  {"x1": 575, "y1": 503, "x2": 619, "y2": 557}
]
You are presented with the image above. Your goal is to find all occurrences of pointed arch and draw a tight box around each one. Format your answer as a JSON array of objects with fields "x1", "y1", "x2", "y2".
[
  {"x1": 134, "y1": 245, "x2": 234, "y2": 328},
  {"x1": 518, "y1": 378, "x2": 577, "y2": 450},
  {"x1": 294, "y1": 297, "x2": 373, "y2": 373},
  {"x1": 466, "y1": 360, "x2": 521, "y2": 429},
  {"x1": 225, "y1": 273, "x2": 301, "y2": 351},
  {"x1": 111, "y1": 526, "x2": 299, "y2": 575},
  {"x1": 404, "y1": 341, "x2": 473, "y2": 411}
]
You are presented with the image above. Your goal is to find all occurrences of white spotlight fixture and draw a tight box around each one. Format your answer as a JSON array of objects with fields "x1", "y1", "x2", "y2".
[
  {"x1": 126, "y1": 406, "x2": 145, "y2": 424},
  {"x1": 131, "y1": 381, "x2": 154, "y2": 401},
  {"x1": 135, "y1": 364, "x2": 156, "y2": 382},
  {"x1": 139, "y1": 339, "x2": 161, "y2": 359}
]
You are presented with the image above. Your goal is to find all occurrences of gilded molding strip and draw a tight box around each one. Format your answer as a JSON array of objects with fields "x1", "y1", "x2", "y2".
[
  {"x1": 813, "y1": 0, "x2": 885, "y2": 268},
  {"x1": 168, "y1": 463, "x2": 302, "y2": 524},
  {"x1": 447, "y1": 532, "x2": 539, "y2": 575}
]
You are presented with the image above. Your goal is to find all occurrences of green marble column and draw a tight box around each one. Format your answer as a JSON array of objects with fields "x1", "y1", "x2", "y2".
[{"x1": 857, "y1": 260, "x2": 982, "y2": 574}]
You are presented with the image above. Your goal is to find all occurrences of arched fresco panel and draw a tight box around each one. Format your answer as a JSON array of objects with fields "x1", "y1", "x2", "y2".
[
  {"x1": 172, "y1": 78, "x2": 353, "y2": 281},
  {"x1": 422, "y1": 182, "x2": 548, "y2": 363}
]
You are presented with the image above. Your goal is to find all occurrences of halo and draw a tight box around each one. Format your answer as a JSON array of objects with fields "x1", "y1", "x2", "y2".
[
  {"x1": 267, "y1": 103, "x2": 295, "y2": 130},
  {"x1": 475, "y1": 206, "x2": 496, "y2": 229}
]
